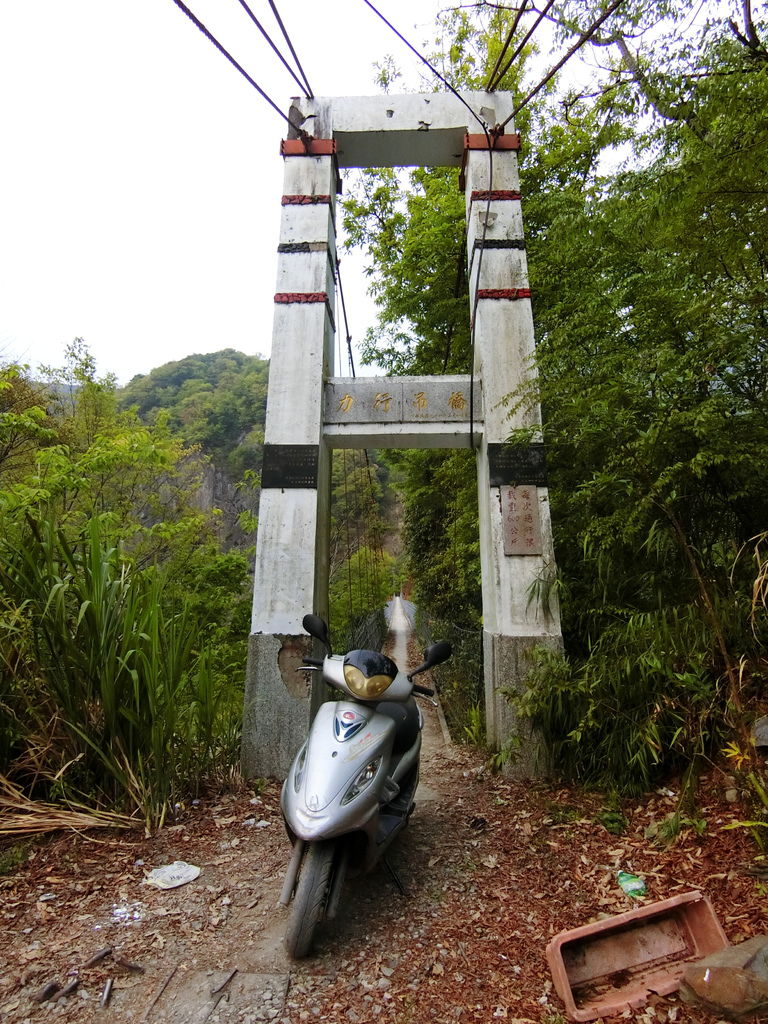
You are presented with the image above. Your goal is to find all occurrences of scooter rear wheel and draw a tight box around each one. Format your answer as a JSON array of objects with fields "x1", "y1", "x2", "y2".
[{"x1": 285, "y1": 839, "x2": 336, "y2": 959}]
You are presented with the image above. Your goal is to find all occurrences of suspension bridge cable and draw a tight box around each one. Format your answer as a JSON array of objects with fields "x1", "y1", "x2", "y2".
[
  {"x1": 350, "y1": 450, "x2": 366, "y2": 614},
  {"x1": 362, "y1": 453, "x2": 376, "y2": 608},
  {"x1": 362, "y1": 450, "x2": 382, "y2": 594},
  {"x1": 486, "y1": 0, "x2": 557, "y2": 93},
  {"x1": 360, "y1": 0, "x2": 490, "y2": 133},
  {"x1": 352, "y1": 449, "x2": 373, "y2": 611},
  {"x1": 267, "y1": 0, "x2": 315, "y2": 99},
  {"x1": 169, "y1": 0, "x2": 309, "y2": 137},
  {"x1": 485, "y1": 0, "x2": 530, "y2": 91},
  {"x1": 341, "y1": 449, "x2": 355, "y2": 623},
  {"x1": 336, "y1": 259, "x2": 382, "y2": 611},
  {"x1": 441, "y1": 245, "x2": 466, "y2": 373},
  {"x1": 359, "y1": 452, "x2": 375, "y2": 609},
  {"x1": 500, "y1": 0, "x2": 626, "y2": 125},
  {"x1": 234, "y1": 0, "x2": 312, "y2": 98},
  {"x1": 336, "y1": 261, "x2": 357, "y2": 378}
]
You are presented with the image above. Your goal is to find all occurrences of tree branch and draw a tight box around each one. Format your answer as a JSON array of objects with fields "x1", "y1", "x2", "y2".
[{"x1": 728, "y1": 0, "x2": 768, "y2": 61}]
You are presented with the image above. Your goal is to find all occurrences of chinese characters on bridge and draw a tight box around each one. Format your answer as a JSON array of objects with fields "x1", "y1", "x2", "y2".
[
  {"x1": 500, "y1": 485, "x2": 543, "y2": 556},
  {"x1": 334, "y1": 389, "x2": 469, "y2": 418}
]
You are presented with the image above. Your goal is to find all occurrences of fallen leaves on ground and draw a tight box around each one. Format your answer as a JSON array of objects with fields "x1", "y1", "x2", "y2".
[{"x1": 1, "y1": 731, "x2": 767, "y2": 1022}]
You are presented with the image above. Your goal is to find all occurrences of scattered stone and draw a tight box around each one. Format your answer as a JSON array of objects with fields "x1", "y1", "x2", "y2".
[
  {"x1": 754, "y1": 716, "x2": 768, "y2": 750},
  {"x1": 680, "y1": 935, "x2": 768, "y2": 1019}
]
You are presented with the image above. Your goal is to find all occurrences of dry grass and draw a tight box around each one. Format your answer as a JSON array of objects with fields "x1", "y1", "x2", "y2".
[{"x1": 0, "y1": 774, "x2": 135, "y2": 837}]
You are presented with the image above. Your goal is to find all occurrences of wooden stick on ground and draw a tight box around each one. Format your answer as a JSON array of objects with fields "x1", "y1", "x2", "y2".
[{"x1": 140, "y1": 965, "x2": 178, "y2": 1023}]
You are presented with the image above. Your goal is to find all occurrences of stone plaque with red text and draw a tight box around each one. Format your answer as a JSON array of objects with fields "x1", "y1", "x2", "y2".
[{"x1": 501, "y1": 485, "x2": 542, "y2": 556}]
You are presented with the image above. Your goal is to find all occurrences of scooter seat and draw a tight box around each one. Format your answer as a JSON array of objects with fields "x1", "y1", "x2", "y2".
[{"x1": 375, "y1": 697, "x2": 420, "y2": 753}]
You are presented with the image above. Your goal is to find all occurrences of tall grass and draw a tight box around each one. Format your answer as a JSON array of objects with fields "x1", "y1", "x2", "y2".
[
  {"x1": 0, "y1": 516, "x2": 242, "y2": 830},
  {"x1": 518, "y1": 602, "x2": 739, "y2": 794}
]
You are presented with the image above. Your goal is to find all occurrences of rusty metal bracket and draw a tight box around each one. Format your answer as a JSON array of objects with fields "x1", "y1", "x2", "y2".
[{"x1": 460, "y1": 132, "x2": 522, "y2": 189}]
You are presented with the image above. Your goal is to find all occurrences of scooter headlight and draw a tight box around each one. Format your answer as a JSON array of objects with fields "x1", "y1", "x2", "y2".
[
  {"x1": 343, "y1": 650, "x2": 398, "y2": 699},
  {"x1": 341, "y1": 757, "x2": 382, "y2": 805},
  {"x1": 343, "y1": 665, "x2": 393, "y2": 699}
]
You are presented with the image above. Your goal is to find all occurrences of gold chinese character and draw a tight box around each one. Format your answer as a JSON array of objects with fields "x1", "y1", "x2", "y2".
[
  {"x1": 374, "y1": 392, "x2": 393, "y2": 412},
  {"x1": 448, "y1": 391, "x2": 467, "y2": 411},
  {"x1": 337, "y1": 393, "x2": 354, "y2": 413},
  {"x1": 413, "y1": 391, "x2": 428, "y2": 410}
]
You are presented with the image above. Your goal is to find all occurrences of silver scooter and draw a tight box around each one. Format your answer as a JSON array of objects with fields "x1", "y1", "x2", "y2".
[{"x1": 279, "y1": 612, "x2": 452, "y2": 958}]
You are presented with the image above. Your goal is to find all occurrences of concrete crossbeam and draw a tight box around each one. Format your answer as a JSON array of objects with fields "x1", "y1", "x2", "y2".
[
  {"x1": 324, "y1": 423, "x2": 479, "y2": 449},
  {"x1": 323, "y1": 374, "x2": 481, "y2": 448},
  {"x1": 292, "y1": 93, "x2": 516, "y2": 168}
]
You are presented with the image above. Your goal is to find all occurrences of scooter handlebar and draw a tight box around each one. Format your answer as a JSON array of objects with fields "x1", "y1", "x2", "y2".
[{"x1": 412, "y1": 683, "x2": 435, "y2": 697}]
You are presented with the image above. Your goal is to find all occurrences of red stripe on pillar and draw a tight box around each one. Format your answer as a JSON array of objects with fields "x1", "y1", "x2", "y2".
[
  {"x1": 464, "y1": 133, "x2": 521, "y2": 151},
  {"x1": 476, "y1": 288, "x2": 531, "y2": 300},
  {"x1": 281, "y1": 195, "x2": 332, "y2": 205},
  {"x1": 280, "y1": 139, "x2": 337, "y2": 157},
  {"x1": 274, "y1": 292, "x2": 329, "y2": 304},
  {"x1": 470, "y1": 190, "x2": 522, "y2": 202}
]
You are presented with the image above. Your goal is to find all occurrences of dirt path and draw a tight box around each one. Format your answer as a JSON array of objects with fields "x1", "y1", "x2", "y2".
[{"x1": 1, "y1": 612, "x2": 767, "y2": 1023}]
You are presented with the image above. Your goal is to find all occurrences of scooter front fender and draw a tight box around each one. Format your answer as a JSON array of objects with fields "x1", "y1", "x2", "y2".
[{"x1": 282, "y1": 702, "x2": 396, "y2": 843}]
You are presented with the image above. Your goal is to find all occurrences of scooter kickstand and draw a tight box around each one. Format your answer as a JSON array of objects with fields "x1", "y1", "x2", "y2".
[{"x1": 383, "y1": 856, "x2": 408, "y2": 897}]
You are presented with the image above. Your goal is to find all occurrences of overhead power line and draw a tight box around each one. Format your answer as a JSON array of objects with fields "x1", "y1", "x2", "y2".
[
  {"x1": 235, "y1": 0, "x2": 313, "y2": 99},
  {"x1": 169, "y1": 0, "x2": 308, "y2": 137}
]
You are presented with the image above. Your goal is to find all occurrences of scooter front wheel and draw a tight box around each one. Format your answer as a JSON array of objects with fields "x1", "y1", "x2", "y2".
[{"x1": 285, "y1": 839, "x2": 336, "y2": 959}]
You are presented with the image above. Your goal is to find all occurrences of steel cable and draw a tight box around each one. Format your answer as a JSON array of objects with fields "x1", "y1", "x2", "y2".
[
  {"x1": 267, "y1": 0, "x2": 315, "y2": 99},
  {"x1": 169, "y1": 0, "x2": 309, "y2": 137},
  {"x1": 486, "y1": 0, "x2": 531, "y2": 91},
  {"x1": 234, "y1": 0, "x2": 312, "y2": 98}
]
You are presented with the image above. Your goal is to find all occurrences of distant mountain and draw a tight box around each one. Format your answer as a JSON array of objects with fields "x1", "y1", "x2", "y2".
[{"x1": 119, "y1": 349, "x2": 269, "y2": 549}]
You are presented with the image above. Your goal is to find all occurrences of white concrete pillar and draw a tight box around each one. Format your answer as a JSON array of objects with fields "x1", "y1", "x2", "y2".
[
  {"x1": 241, "y1": 139, "x2": 337, "y2": 779},
  {"x1": 464, "y1": 133, "x2": 562, "y2": 772}
]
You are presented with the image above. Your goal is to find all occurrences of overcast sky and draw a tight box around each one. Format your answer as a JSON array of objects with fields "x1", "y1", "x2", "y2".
[{"x1": 0, "y1": 0, "x2": 455, "y2": 383}]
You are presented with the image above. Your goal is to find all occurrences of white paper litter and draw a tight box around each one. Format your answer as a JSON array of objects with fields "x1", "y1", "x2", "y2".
[{"x1": 143, "y1": 861, "x2": 201, "y2": 890}]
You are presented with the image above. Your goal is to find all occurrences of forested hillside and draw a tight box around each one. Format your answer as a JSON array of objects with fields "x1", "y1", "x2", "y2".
[
  {"x1": 0, "y1": 342, "x2": 256, "y2": 828},
  {"x1": 119, "y1": 349, "x2": 268, "y2": 478},
  {"x1": 120, "y1": 349, "x2": 397, "y2": 646},
  {"x1": 118, "y1": 349, "x2": 269, "y2": 550},
  {"x1": 0, "y1": 342, "x2": 396, "y2": 827}
]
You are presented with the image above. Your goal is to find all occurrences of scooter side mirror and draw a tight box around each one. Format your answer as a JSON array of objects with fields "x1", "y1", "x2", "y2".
[
  {"x1": 302, "y1": 613, "x2": 332, "y2": 655},
  {"x1": 408, "y1": 640, "x2": 452, "y2": 679},
  {"x1": 423, "y1": 641, "x2": 452, "y2": 668}
]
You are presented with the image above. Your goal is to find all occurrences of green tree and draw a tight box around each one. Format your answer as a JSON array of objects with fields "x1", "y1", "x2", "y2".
[
  {"x1": 342, "y1": 2, "x2": 768, "y2": 787},
  {"x1": 0, "y1": 347, "x2": 252, "y2": 826}
]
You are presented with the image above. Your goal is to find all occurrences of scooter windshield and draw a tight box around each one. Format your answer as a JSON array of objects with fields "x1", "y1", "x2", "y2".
[{"x1": 343, "y1": 650, "x2": 398, "y2": 700}]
